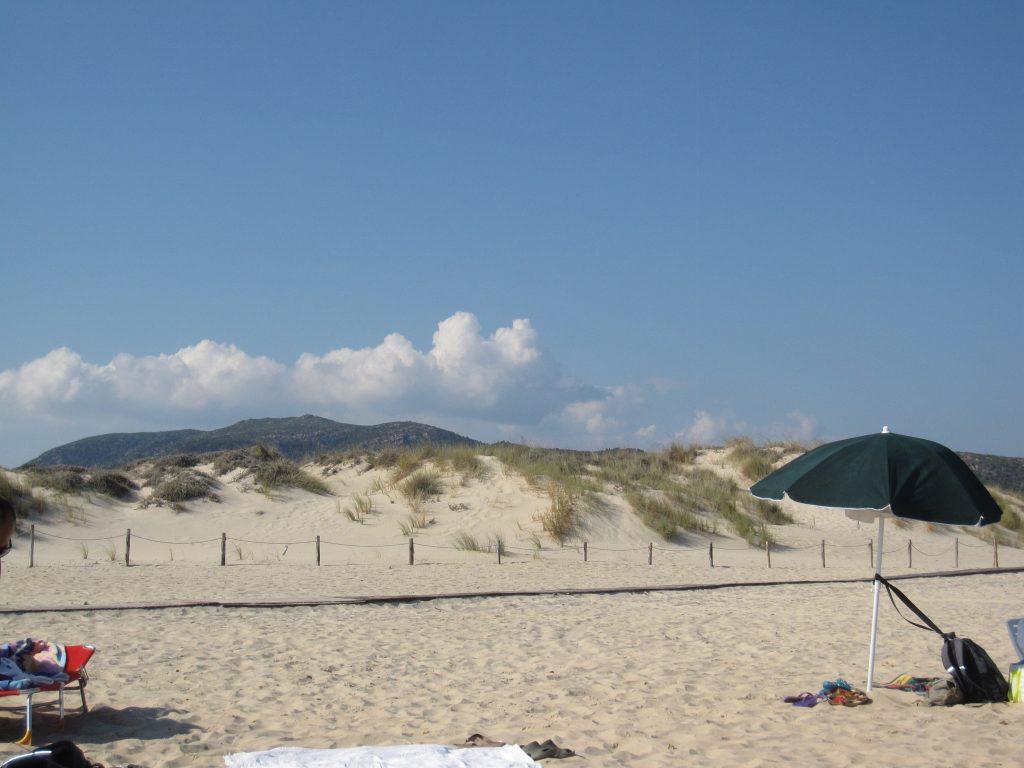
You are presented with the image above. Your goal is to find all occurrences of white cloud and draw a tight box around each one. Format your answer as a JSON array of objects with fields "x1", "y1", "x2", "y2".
[
  {"x1": 785, "y1": 411, "x2": 818, "y2": 443},
  {"x1": 634, "y1": 424, "x2": 657, "y2": 439},
  {"x1": 0, "y1": 341, "x2": 283, "y2": 416},
  {"x1": 293, "y1": 312, "x2": 582, "y2": 422},
  {"x1": 0, "y1": 348, "x2": 94, "y2": 411},
  {"x1": 104, "y1": 341, "x2": 284, "y2": 410},
  {"x1": 672, "y1": 409, "x2": 819, "y2": 447},
  {"x1": 0, "y1": 312, "x2": 823, "y2": 466},
  {"x1": 293, "y1": 332, "x2": 423, "y2": 408},
  {"x1": 675, "y1": 410, "x2": 731, "y2": 445},
  {"x1": 0, "y1": 313, "x2": 592, "y2": 439},
  {"x1": 563, "y1": 399, "x2": 617, "y2": 435}
]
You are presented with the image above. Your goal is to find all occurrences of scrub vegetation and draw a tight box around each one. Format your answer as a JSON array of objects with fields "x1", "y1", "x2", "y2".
[
  {"x1": 12, "y1": 434, "x2": 812, "y2": 549},
  {"x1": 22, "y1": 466, "x2": 138, "y2": 500}
]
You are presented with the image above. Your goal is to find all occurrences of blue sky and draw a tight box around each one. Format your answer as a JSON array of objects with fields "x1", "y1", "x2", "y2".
[{"x1": 1, "y1": 1, "x2": 1022, "y2": 465}]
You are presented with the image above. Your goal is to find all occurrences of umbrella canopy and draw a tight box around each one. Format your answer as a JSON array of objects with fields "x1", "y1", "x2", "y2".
[
  {"x1": 750, "y1": 428, "x2": 1001, "y2": 526},
  {"x1": 747, "y1": 427, "x2": 1001, "y2": 693}
]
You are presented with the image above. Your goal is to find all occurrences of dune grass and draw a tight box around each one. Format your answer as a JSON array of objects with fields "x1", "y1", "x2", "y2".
[
  {"x1": 482, "y1": 444, "x2": 599, "y2": 495},
  {"x1": 665, "y1": 443, "x2": 700, "y2": 464},
  {"x1": 595, "y1": 450, "x2": 675, "y2": 492},
  {"x1": 725, "y1": 438, "x2": 778, "y2": 482},
  {"x1": 399, "y1": 470, "x2": 443, "y2": 505},
  {"x1": 252, "y1": 458, "x2": 330, "y2": 495},
  {"x1": 451, "y1": 531, "x2": 506, "y2": 555},
  {"x1": 537, "y1": 487, "x2": 582, "y2": 545},
  {"x1": 366, "y1": 447, "x2": 400, "y2": 470},
  {"x1": 627, "y1": 491, "x2": 713, "y2": 540},
  {"x1": 748, "y1": 497, "x2": 793, "y2": 525},
  {"x1": 441, "y1": 445, "x2": 488, "y2": 483},
  {"x1": 452, "y1": 531, "x2": 484, "y2": 552},
  {"x1": 343, "y1": 494, "x2": 373, "y2": 523},
  {"x1": 398, "y1": 510, "x2": 432, "y2": 536},
  {"x1": 672, "y1": 468, "x2": 772, "y2": 544}
]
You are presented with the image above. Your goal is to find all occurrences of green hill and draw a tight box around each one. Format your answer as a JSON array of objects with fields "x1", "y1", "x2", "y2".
[
  {"x1": 22, "y1": 415, "x2": 478, "y2": 468},
  {"x1": 959, "y1": 452, "x2": 1024, "y2": 495}
]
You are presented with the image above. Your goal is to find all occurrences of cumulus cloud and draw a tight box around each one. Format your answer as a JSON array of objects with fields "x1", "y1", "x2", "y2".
[
  {"x1": 0, "y1": 312, "x2": 822, "y2": 466},
  {"x1": 293, "y1": 312, "x2": 586, "y2": 422},
  {"x1": 0, "y1": 313, "x2": 593, "y2": 437},
  {"x1": 562, "y1": 399, "x2": 618, "y2": 435},
  {"x1": 674, "y1": 410, "x2": 733, "y2": 445},
  {"x1": 672, "y1": 409, "x2": 819, "y2": 446},
  {"x1": 0, "y1": 341, "x2": 283, "y2": 417},
  {"x1": 634, "y1": 424, "x2": 657, "y2": 440}
]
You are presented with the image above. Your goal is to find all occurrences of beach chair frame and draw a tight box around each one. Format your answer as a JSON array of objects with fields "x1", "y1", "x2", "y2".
[{"x1": 0, "y1": 644, "x2": 94, "y2": 747}]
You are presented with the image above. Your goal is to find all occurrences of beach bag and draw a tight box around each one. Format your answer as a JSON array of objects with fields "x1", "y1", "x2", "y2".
[
  {"x1": 941, "y1": 636, "x2": 1009, "y2": 704},
  {"x1": 0, "y1": 741, "x2": 97, "y2": 768},
  {"x1": 1009, "y1": 664, "x2": 1023, "y2": 703},
  {"x1": 877, "y1": 575, "x2": 1008, "y2": 704}
]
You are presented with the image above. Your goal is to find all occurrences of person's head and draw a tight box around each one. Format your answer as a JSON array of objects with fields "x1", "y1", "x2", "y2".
[{"x1": 0, "y1": 497, "x2": 14, "y2": 558}]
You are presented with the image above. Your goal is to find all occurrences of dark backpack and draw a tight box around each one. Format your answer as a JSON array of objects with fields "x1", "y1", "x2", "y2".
[
  {"x1": 878, "y1": 575, "x2": 1009, "y2": 704},
  {"x1": 0, "y1": 741, "x2": 98, "y2": 768},
  {"x1": 941, "y1": 636, "x2": 1009, "y2": 704}
]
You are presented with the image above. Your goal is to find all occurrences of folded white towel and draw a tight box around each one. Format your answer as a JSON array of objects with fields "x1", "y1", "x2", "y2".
[{"x1": 224, "y1": 744, "x2": 540, "y2": 768}]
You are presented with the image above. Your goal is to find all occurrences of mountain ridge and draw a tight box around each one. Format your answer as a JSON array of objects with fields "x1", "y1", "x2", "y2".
[{"x1": 22, "y1": 415, "x2": 479, "y2": 468}]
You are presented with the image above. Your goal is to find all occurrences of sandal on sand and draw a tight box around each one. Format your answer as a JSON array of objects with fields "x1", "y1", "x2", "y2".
[
  {"x1": 783, "y1": 692, "x2": 821, "y2": 707},
  {"x1": 520, "y1": 740, "x2": 576, "y2": 760},
  {"x1": 828, "y1": 688, "x2": 872, "y2": 707}
]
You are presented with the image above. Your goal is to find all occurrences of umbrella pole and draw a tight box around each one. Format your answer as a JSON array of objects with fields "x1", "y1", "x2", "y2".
[{"x1": 866, "y1": 516, "x2": 885, "y2": 693}]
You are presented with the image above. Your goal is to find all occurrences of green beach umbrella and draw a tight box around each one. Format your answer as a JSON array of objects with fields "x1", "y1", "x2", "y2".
[{"x1": 749, "y1": 426, "x2": 1001, "y2": 692}]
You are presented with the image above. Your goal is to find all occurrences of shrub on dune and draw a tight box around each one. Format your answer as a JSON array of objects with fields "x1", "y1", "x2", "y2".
[
  {"x1": 252, "y1": 459, "x2": 330, "y2": 495},
  {"x1": 152, "y1": 470, "x2": 219, "y2": 504},
  {"x1": 23, "y1": 467, "x2": 88, "y2": 495},
  {"x1": 87, "y1": 471, "x2": 138, "y2": 499}
]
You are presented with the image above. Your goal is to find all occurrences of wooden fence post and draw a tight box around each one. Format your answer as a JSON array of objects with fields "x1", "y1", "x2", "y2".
[
  {"x1": 708, "y1": 541, "x2": 714, "y2": 568},
  {"x1": 955, "y1": 537, "x2": 959, "y2": 569},
  {"x1": 497, "y1": 541, "x2": 502, "y2": 565},
  {"x1": 765, "y1": 539, "x2": 771, "y2": 568},
  {"x1": 125, "y1": 528, "x2": 131, "y2": 567},
  {"x1": 821, "y1": 539, "x2": 826, "y2": 568},
  {"x1": 221, "y1": 533, "x2": 226, "y2": 566},
  {"x1": 315, "y1": 535, "x2": 321, "y2": 566},
  {"x1": 648, "y1": 542, "x2": 653, "y2": 565},
  {"x1": 29, "y1": 525, "x2": 35, "y2": 568},
  {"x1": 908, "y1": 540, "x2": 912, "y2": 569},
  {"x1": 408, "y1": 537, "x2": 414, "y2": 566},
  {"x1": 868, "y1": 539, "x2": 873, "y2": 570},
  {"x1": 583, "y1": 541, "x2": 588, "y2": 562},
  {"x1": 994, "y1": 535, "x2": 999, "y2": 568}
]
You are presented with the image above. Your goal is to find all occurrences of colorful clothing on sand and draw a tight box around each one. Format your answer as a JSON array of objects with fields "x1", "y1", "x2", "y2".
[
  {"x1": 0, "y1": 639, "x2": 69, "y2": 691},
  {"x1": 784, "y1": 679, "x2": 871, "y2": 708},
  {"x1": 879, "y1": 673, "x2": 943, "y2": 694}
]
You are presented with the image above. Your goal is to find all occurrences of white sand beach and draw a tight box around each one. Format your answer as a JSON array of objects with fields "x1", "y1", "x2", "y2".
[
  {"x1": 1, "y1": 451, "x2": 1022, "y2": 766},
  {"x1": 1, "y1": 570, "x2": 1022, "y2": 768}
]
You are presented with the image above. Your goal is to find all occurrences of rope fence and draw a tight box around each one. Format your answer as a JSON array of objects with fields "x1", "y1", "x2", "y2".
[{"x1": 7, "y1": 523, "x2": 1015, "y2": 574}]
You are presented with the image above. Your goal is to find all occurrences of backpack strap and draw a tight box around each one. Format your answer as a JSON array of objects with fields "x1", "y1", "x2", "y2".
[{"x1": 875, "y1": 574, "x2": 951, "y2": 638}]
